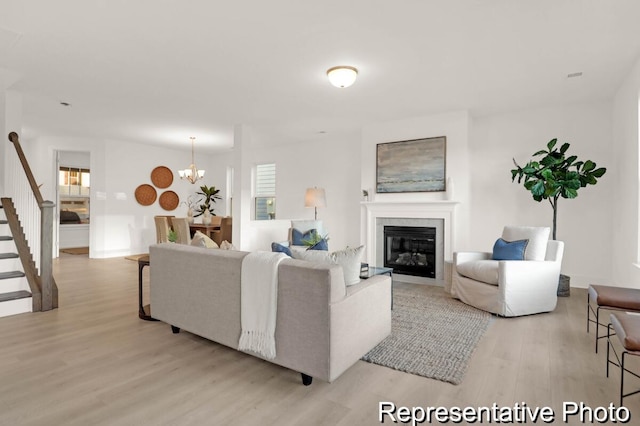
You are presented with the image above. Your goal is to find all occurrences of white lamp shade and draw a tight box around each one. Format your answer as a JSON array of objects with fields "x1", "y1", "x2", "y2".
[
  {"x1": 327, "y1": 66, "x2": 358, "y2": 88},
  {"x1": 305, "y1": 187, "x2": 326, "y2": 208}
]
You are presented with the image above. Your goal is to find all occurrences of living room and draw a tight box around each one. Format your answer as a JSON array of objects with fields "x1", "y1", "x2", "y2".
[{"x1": 2, "y1": 1, "x2": 640, "y2": 423}]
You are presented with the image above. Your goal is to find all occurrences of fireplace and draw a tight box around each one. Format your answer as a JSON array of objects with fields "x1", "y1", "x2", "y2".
[{"x1": 383, "y1": 226, "x2": 436, "y2": 278}]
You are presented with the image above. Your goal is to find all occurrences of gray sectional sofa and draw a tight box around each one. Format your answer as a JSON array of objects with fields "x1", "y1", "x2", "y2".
[{"x1": 149, "y1": 243, "x2": 392, "y2": 385}]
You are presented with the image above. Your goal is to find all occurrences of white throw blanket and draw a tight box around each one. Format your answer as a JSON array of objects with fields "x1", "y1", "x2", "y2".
[{"x1": 238, "y1": 251, "x2": 287, "y2": 359}]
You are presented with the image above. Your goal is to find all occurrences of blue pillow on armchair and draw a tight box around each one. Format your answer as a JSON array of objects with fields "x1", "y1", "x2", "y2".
[
  {"x1": 292, "y1": 228, "x2": 317, "y2": 246},
  {"x1": 492, "y1": 238, "x2": 529, "y2": 261},
  {"x1": 271, "y1": 242, "x2": 292, "y2": 257},
  {"x1": 307, "y1": 238, "x2": 329, "y2": 251}
]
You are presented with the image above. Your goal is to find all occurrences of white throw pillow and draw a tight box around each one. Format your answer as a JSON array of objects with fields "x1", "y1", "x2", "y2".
[
  {"x1": 293, "y1": 245, "x2": 364, "y2": 286},
  {"x1": 220, "y1": 240, "x2": 237, "y2": 250},
  {"x1": 190, "y1": 231, "x2": 219, "y2": 249},
  {"x1": 501, "y1": 226, "x2": 550, "y2": 261}
]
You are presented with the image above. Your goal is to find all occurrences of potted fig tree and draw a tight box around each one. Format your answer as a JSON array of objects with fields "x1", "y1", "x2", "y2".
[{"x1": 511, "y1": 138, "x2": 606, "y2": 296}]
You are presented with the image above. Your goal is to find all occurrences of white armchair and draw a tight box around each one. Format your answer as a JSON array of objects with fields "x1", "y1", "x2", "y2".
[{"x1": 451, "y1": 226, "x2": 564, "y2": 317}]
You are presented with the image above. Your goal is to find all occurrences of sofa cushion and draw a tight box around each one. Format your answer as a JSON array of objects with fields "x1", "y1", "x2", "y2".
[
  {"x1": 456, "y1": 260, "x2": 499, "y2": 285},
  {"x1": 502, "y1": 226, "x2": 550, "y2": 261},
  {"x1": 492, "y1": 238, "x2": 528, "y2": 261},
  {"x1": 293, "y1": 245, "x2": 364, "y2": 286},
  {"x1": 271, "y1": 242, "x2": 292, "y2": 257},
  {"x1": 191, "y1": 231, "x2": 219, "y2": 249},
  {"x1": 292, "y1": 228, "x2": 317, "y2": 246}
]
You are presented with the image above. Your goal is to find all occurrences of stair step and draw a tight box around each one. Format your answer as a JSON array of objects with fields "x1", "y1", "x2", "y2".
[
  {"x1": 0, "y1": 236, "x2": 13, "y2": 241},
  {"x1": 0, "y1": 253, "x2": 19, "y2": 260},
  {"x1": 0, "y1": 271, "x2": 25, "y2": 280},
  {"x1": 0, "y1": 290, "x2": 31, "y2": 303}
]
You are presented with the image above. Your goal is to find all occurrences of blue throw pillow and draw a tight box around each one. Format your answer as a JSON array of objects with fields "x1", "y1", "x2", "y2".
[
  {"x1": 307, "y1": 238, "x2": 329, "y2": 251},
  {"x1": 271, "y1": 242, "x2": 292, "y2": 257},
  {"x1": 492, "y1": 238, "x2": 529, "y2": 261},
  {"x1": 292, "y1": 228, "x2": 317, "y2": 246}
]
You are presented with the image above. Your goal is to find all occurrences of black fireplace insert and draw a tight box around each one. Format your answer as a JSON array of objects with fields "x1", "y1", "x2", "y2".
[{"x1": 383, "y1": 226, "x2": 436, "y2": 278}]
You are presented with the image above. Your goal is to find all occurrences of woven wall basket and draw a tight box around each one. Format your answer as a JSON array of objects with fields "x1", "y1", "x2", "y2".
[
  {"x1": 159, "y1": 190, "x2": 179, "y2": 211},
  {"x1": 135, "y1": 184, "x2": 157, "y2": 206},
  {"x1": 151, "y1": 166, "x2": 174, "y2": 189}
]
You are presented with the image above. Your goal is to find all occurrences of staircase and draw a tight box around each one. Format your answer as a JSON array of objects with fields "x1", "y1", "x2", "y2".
[{"x1": 0, "y1": 203, "x2": 32, "y2": 317}]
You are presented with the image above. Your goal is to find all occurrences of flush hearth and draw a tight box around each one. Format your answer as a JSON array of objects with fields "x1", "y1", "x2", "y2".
[{"x1": 383, "y1": 226, "x2": 436, "y2": 278}]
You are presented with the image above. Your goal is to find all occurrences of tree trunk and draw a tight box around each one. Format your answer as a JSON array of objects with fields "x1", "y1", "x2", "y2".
[{"x1": 552, "y1": 197, "x2": 558, "y2": 240}]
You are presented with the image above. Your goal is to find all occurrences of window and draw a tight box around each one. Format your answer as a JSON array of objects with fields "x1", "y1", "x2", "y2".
[
  {"x1": 59, "y1": 167, "x2": 90, "y2": 224},
  {"x1": 59, "y1": 167, "x2": 90, "y2": 197},
  {"x1": 254, "y1": 163, "x2": 276, "y2": 220}
]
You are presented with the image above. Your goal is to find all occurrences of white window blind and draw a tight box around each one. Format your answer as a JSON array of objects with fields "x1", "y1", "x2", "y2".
[
  {"x1": 255, "y1": 163, "x2": 276, "y2": 220},
  {"x1": 255, "y1": 163, "x2": 276, "y2": 196}
]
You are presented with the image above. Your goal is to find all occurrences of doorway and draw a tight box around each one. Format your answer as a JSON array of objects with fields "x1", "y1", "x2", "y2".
[{"x1": 56, "y1": 151, "x2": 91, "y2": 256}]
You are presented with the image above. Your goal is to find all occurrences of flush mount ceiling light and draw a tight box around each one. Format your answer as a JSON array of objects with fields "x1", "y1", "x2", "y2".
[{"x1": 327, "y1": 66, "x2": 358, "y2": 88}]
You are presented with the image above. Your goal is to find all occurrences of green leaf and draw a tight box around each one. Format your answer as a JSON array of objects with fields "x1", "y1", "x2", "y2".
[
  {"x1": 547, "y1": 138, "x2": 557, "y2": 150},
  {"x1": 564, "y1": 155, "x2": 577, "y2": 166},
  {"x1": 563, "y1": 187, "x2": 578, "y2": 199},
  {"x1": 583, "y1": 160, "x2": 595, "y2": 172},
  {"x1": 532, "y1": 150, "x2": 548, "y2": 156},
  {"x1": 559, "y1": 143, "x2": 570, "y2": 154},
  {"x1": 540, "y1": 169, "x2": 553, "y2": 180},
  {"x1": 585, "y1": 175, "x2": 597, "y2": 185},
  {"x1": 565, "y1": 171, "x2": 580, "y2": 180},
  {"x1": 592, "y1": 167, "x2": 606, "y2": 178},
  {"x1": 564, "y1": 179, "x2": 581, "y2": 190},
  {"x1": 541, "y1": 155, "x2": 558, "y2": 166},
  {"x1": 531, "y1": 180, "x2": 545, "y2": 196}
]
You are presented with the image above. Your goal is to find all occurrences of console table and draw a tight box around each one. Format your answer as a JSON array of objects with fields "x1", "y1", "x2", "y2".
[{"x1": 138, "y1": 255, "x2": 158, "y2": 321}]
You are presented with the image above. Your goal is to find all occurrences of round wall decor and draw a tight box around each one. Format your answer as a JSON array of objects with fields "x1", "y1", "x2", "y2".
[
  {"x1": 151, "y1": 166, "x2": 174, "y2": 188},
  {"x1": 135, "y1": 184, "x2": 157, "y2": 206},
  {"x1": 159, "y1": 190, "x2": 179, "y2": 211}
]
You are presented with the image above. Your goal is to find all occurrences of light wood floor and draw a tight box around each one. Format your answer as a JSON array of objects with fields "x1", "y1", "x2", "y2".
[{"x1": 0, "y1": 254, "x2": 638, "y2": 425}]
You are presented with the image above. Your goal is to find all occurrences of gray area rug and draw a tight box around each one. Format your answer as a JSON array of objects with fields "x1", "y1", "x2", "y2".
[{"x1": 362, "y1": 285, "x2": 492, "y2": 385}]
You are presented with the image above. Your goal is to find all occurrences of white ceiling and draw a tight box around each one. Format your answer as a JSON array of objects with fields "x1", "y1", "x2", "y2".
[{"x1": 1, "y1": 0, "x2": 639, "y2": 153}]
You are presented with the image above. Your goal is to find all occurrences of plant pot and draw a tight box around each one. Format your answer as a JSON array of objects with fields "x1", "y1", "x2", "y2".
[
  {"x1": 203, "y1": 210, "x2": 212, "y2": 226},
  {"x1": 557, "y1": 274, "x2": 570, "y2": 297}
]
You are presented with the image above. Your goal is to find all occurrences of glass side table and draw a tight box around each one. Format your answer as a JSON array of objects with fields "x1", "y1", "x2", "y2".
[{"x1": 360, "y1": 266, "x2": 394, "y2": 309}]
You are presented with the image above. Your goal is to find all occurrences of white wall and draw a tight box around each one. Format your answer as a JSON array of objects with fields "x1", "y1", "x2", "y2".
[
  {"x1": 612, "y1": 56, "x2": 640, "y2": 287},
  {"x1": 471, "y1": 101, "x2": 614, "y2": 288},
  {"x1": 26, "y1": 136, "x2": 216, "y2": 258},
  {"x1": 223, "y1": 126, "x2": 362, "y2": 252},
  {"x1": 360, "y1": 111, "x2": 472, "y2": 259}
]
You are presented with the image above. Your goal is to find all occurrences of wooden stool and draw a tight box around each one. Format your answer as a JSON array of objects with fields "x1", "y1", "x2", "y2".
[
  {"x1": 607, "y1": 313, "x2": 640, "y2": 406},
  {"x1": 588, "y1": 285, "x2": 640, "y2": 353}
]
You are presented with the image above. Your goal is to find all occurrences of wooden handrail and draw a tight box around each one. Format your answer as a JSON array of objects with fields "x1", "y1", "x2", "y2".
[
  {"x1": 5, "y1": 132, "x2": 58, "y2": 311},
  {"x1": 8, "y1": 132, "x2": 44, "y2": 206}
]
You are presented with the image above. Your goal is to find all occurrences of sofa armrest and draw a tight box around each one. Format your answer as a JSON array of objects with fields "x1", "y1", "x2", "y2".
[
  {"x1": 499, "y1": 260, "x2": 561, "y2": 291},
  {"x1": 329, "y1": 274, "x2": 392, "y2": 382},
  {"x1": 498, "y1": 260, "x2": 562, "y2": 316}
]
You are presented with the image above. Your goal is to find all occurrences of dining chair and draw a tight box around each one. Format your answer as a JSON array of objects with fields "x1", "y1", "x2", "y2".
[
  {"x1": 154, "y1": 216, "x2": 172, "y2": 243},
  {"x1": 170, "y1": 217, "x2": 191, "y2": 245}
]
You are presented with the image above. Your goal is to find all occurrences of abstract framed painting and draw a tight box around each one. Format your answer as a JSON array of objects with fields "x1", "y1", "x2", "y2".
[{"x1": 376, "y1": 136, "x2": 446, "y2": 193}]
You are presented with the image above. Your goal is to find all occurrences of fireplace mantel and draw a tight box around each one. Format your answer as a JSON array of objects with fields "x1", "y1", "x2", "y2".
[{"x1": 361, "y1": 200, "x2": 459, "y2": 268}]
